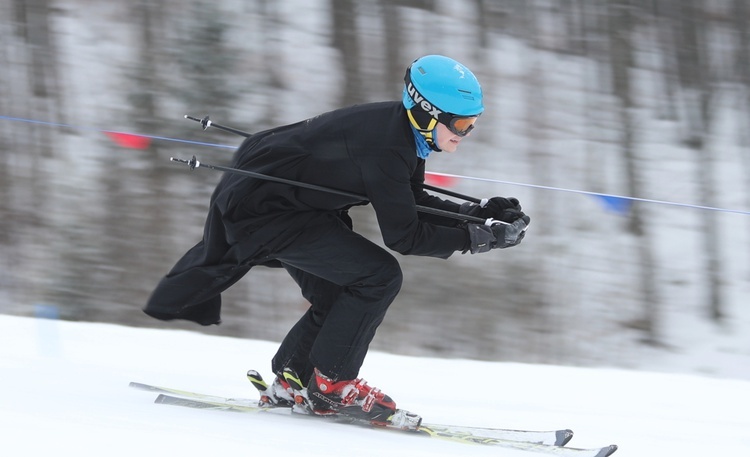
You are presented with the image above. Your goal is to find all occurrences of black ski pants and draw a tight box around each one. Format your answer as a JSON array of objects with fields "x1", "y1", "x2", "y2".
[
  {"x1": 146, "y1": 210, "x2": 403, "y2": 384},
  {"x1": 271, "y1": 212, "x2": 403, "y2": 383}
]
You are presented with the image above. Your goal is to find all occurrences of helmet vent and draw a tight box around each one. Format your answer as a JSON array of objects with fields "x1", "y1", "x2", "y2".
[
  {"x1": 417, "y1": 66, "x2": 427, "y2": 75},
  {"x1": 458, "y1": 89, "x2": 475, "y2": 100}
]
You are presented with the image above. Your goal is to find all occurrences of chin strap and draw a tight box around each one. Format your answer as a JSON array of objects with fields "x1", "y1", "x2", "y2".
[{"x1": 407, "y1": 109, "x2": 441, "y2": 152}]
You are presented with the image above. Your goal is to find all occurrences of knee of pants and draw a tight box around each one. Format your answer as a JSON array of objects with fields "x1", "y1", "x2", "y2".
[
  {"x1": 371, "y1": 255, "x2": 403, "y2": 300},
  {"x1": 310, "y1": 307, "x2": 328, "y2": 326}
]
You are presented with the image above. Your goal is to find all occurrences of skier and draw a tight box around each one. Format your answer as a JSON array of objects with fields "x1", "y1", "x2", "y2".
[{"x1": 143, "y1": 55, "x2": 530, "y2": 423}]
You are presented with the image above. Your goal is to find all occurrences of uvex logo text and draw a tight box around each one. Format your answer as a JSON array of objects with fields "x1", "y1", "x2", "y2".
[{"x1": 406, "y1": 82, "x2": 443, "y2": 119}]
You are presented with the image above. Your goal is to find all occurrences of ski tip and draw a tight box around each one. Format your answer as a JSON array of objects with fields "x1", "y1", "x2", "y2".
[
  {"x1": 597, "y1": 444, "x2": 618, "y2": 457},
  {"x1": 556, "y1": 429, "x2": 574, "y2": 446}
]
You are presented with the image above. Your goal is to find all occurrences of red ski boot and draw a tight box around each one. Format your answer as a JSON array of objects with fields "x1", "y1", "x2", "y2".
[{"x1": 306, "y1": 368, "x2": 397, "y2": 425}]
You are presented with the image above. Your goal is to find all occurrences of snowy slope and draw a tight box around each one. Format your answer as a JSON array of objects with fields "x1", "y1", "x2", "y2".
[{"x1": 1, "y1": 314, "x2": 748, "y2": 457}]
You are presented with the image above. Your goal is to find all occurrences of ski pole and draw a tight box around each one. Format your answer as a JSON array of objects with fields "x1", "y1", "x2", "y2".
[
  {"x1": 183, "y1": 115, "x2": 486, "y2": 205},
  {"x1": 418, "y1": 182, "x2": 483, "y2": 204},
  {"x1": 170, "y1": 155, "x2": 507, "y2": 226},
  {"x1": 184, "y1": 115, "x2": 253, "y2": 138}
]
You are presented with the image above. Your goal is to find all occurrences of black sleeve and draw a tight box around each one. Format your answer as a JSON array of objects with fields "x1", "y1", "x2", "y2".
[
  {"x1": 410, "y1": 160, "x2": 464, "y2": 227},
  {"x1": 360, "y1": 153, "x2": 468, "y2": 258}
]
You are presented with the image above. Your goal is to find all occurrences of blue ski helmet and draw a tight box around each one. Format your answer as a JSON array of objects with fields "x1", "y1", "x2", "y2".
[{"x1": 402, "y1": 55, "x2": 484, "y2": 118}]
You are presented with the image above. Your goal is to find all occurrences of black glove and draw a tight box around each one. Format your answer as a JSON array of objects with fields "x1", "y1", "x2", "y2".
[
  {"x1": 485, "y1": 196, "x2": 521, "y2": 213},
  {"x1": 466, "y1": 215, "x2": 530, "y2": 254},
  {"x1": 460, "y1": 197, "x2": 525, "y2": 224}
]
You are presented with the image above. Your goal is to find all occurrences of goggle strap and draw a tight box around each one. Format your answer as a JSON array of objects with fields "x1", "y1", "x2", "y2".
[{"x1": 407, "y1": 109, "x2": 438, "y2": 133}]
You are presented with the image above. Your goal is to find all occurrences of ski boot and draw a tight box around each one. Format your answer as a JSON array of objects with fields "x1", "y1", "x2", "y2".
[{"x1": 306, "y1": 368, "x2": 420, "y2": 428}]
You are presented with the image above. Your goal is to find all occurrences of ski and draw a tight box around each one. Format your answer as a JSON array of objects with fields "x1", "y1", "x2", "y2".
[
  {"x1": 130, "y1": 382, "x2": 617, "y2": 456},
  {"x1": 151, "y1": 394, "x2": 616, "y2": 457},
  {"x1": 130, "y1": 381, "x2": 570, "y2": 445}
]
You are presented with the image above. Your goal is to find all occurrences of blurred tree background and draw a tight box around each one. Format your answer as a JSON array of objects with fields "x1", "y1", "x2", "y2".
[{"x1": 1, "y1": 0, "x2": 748, "y2": 373}]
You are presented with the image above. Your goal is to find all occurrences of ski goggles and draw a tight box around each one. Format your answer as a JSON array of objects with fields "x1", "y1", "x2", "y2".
[{"x1": 443, "y1": 114, "x2": 478, "y2": 137}]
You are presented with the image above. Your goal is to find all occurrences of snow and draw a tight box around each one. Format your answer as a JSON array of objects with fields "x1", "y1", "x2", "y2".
[{"x1": 2, "y1": 314, "x2": 749, "y2": 457}]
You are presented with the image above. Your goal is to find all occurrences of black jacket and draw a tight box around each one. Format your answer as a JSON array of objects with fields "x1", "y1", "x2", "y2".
[
  {"x1": 144, "y1": 101, "x2": 472, "y2": 325},
  {"x1": 210, "y1": 101, "x2": 469, "y2": 260}
]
